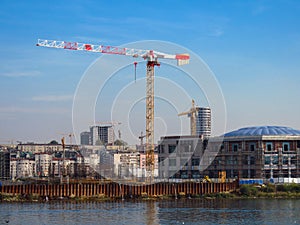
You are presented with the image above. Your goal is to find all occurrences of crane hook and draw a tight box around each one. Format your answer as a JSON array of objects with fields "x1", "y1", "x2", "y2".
[{"x1": 134, "y1": 61, "x2": 137, "y2": 82}]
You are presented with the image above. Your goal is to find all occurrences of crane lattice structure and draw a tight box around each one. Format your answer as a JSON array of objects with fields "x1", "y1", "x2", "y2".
[
  {"x1": 178, "y1": 99, "x2": 198, "y2": 136},
  {"x1": 37, "y1": 39, "x2": 190, "y2": 182}
]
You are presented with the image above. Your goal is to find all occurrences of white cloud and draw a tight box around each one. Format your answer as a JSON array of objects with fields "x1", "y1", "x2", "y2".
[
  {"x1": 32, "y1": 95, "x2": 73, "y2": 102},
  {"x1": 1, "y1": 70, "x2": 41, "y2": 77}
]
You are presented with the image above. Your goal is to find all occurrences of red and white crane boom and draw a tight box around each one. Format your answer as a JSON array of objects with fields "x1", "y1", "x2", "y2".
[
  {"x1": 37, "y1": 39, "x2": 190, "y2": 182},
  {"x1": 36, "y1": 39, "x2": 189, "y2": 65}
]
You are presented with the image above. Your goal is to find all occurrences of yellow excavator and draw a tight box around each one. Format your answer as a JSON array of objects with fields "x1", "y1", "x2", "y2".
[{"x1": 201, "y1": 176, "x2": 212, "y2": 183}]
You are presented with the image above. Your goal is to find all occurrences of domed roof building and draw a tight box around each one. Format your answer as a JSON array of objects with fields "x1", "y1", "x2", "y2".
[
  {"x1": 203, "y1": 125, "x2": 300, "y2": 183},
  {"x1": 157, "y1": 125, "x2": 300, "y2": 183},
  {"x1": 225, "y1": 126, "x2": 300, "y2": 137}
]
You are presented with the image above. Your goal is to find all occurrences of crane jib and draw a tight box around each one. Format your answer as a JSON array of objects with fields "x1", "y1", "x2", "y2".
[
  {"x1": 63, "y1": 41, "x2": 127, "y2": 55},
  {"x1": 37, "y1": 39, "x2": 190, "y2": 61}
]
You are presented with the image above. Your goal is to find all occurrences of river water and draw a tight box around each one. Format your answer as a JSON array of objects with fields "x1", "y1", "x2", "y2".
[{"x1": 0, "y1": 199, "x2": 299, "y2": 225}]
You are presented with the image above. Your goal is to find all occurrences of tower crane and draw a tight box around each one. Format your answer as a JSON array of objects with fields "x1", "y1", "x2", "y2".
[
  {"x1": 178, "y1": 99, "x2": 198, "y2": 136},
  {"x1": 60, "y1": 133, "x2": 74, "y2": 145},
  {"x1": 36, "y1": 39, "x2": 190, "y2": 181},
  {"x1": 138, "y1": 131, "x2": 146, "y2": 152}
]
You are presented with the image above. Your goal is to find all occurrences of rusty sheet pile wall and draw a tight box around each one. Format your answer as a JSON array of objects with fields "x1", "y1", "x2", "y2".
[{"x1": 0, "y1": 181, "x2": 238, "y2": 198}]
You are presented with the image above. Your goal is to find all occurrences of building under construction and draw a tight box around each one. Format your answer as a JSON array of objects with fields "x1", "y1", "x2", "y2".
[{"x1": 158, "y1": 126, "x2": 300, "y2": 183}]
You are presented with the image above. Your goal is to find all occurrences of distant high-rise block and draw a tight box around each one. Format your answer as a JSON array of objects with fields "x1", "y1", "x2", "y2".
[
  {"x1": 0, "y1": 151, "x2": 10, "y2": 180},
  {"x1": 80, "y1": 131, "x2": 91, "y2": 145},
  {"x1": 90, "y1": 125, "x2": 114, "y2": 146},
  {"x1": 196, "y1": 107, "x2": 211, "y2": 137}
]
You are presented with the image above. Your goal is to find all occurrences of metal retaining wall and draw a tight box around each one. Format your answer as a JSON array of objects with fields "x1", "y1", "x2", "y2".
[{"x1": 0, "y1": 181, "x2": 238, "y2": 198}]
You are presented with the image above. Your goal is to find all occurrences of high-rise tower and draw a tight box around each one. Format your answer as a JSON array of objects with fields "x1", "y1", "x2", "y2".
[{"x1": 196, "y1": 107, "x2": 211, "y2": 137}]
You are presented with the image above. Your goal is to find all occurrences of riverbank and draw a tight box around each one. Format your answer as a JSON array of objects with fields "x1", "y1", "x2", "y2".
[{"x1": 203, "y1": 183, "x2": 300, "y2": 199}]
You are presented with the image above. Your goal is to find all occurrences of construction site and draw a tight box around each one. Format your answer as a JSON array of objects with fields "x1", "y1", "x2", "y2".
[{"x1": 2, "y1": 39, "x2": 300, "y2": 200}]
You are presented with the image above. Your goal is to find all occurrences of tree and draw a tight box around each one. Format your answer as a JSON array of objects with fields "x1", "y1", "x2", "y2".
[
  {"x1": 49, "y1": 140, "x2": 59, "y2": 145},
  {"x1": 114, "y1": 139, "x2": 127, "y2": 146},
  {"x1": 95, "y1": 139, "x2": 104, "y2": 146}
]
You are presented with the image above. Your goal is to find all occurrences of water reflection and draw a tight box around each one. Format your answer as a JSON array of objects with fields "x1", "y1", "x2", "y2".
[
  {"x1": 157, "y1": 199, "x2": 300, "y2": 225},
  {"x1": 0, "y1": 199, "x2": 299, "y2": 225}
]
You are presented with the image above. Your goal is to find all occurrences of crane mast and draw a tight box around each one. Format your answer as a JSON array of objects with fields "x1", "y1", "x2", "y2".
[
  {"x1": 178, "y1": 99, "x2": 198, "y2": 136},
  {"x1": 145, "y1": 60, "x2": 159, "y2": 179},
  {"x1": 37, "y1": 39, "x2": 190, "y2": 182}
]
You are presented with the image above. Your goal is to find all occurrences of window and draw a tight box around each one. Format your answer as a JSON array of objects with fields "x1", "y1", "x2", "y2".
[
  {"x1": 291, "y1": 156, "x2": 297, "y2": 165},
  {"x1": 282, "y1": 156, "x2": 289, "y2": 165},
  {"x1": 158, "y1": 157, "x2": 165, "y2": 166},
  {"x1": 242, "y1": 170, "x2": 248, "y2": 178},
  {"x1": 219, "y1": 144, "x2": 224, "y2": 152},
  {"x1": 158, "y1": 145, "x2": 165, "y2": 154},
  {"x1": 183, "y1": 145, "x2": 192, "y2": 152},
  {"x1": 169, "y1": 158, "x2": 176, "y2": 166},
  {"x1": 180, "y1": 158, "x2": 188, "y2": 167},
  {"x1": 179, "y1": 140, "x2": 193, "y2": 152},
  {"x1": 233, "y1": 156, "x2": 238, "y2": 165},
  {"x1": 226, "y1": 156, "x2": 233, "y2": 165},
  {"x1": 266, "y1": 142, "x2": 273, "y2": 151},
  {"x1": 192, "y1": 158, "x2": 200, "y2": 166},
  {"x1": 272, "y1": 155, "x2": 279, "y2": 165},
  {"x1": 168, "y1": 145, "x2": 176, "y2": 154},
  {"x1": 243, "y1": 155, "x2": 249, "y2": 165},
  {"x1": 250, "y1": 156, "x2": 256, "y2": 165},
  {"x1": 191, "y1": 170, "x2": 200, "y2": 178},
  {"x1": 169, "y1": 171, "x2": 177, "y2": 178},
  {"x1": 249, "y1": 143, "x2": 256, "y2": 151},
  {"x1": 180, "y1": 170, "x2": 188, "y2": 178},
  {"x1": 232, "y1": 144, "x2": 238, "y2": 152},
  {"x1": 283, "y1": 142, "x2": 290, "y2": 152}
]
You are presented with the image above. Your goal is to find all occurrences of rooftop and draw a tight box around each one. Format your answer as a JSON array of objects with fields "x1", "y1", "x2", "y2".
[{"x1": 224, "y1": 126, "x2": 300, "y2": 137}]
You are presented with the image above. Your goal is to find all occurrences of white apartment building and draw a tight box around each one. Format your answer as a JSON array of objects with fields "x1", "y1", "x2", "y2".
[
  {"x1": 10, "y1": 158, "x2": 35, "y2": 180},
  {"x1": 114, "y1": 152, "x2": 140, "y2": 178},
  {"x1": 17, "y1": 143, "x2": 63, "y2": 154},
  {"x1": 35, "y1": 153, "x2": 53, "y2": 177}
]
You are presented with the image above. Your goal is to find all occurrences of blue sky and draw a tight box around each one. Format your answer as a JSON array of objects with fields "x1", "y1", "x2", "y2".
[{"x1": 0, "y1": 0, "x2": 300, "y2": 144}]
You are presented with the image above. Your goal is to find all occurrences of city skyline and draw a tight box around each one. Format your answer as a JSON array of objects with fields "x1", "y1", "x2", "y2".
[{"x1": 0, "y1": 1, "x2": 300, "y2": 145}]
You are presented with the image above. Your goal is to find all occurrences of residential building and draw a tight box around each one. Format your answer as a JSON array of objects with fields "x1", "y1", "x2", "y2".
[
  {"x1": 139, "y1": 153, "x2": 159, "y2": 177},
  {"x1": 10, "y1": 158, "x2": 35, "y2": 179},
  {"x1": 35, "y1": 153, "x2": 53, "y2": 177},
  {"x1": 114, "y1": 152, "x2": 140, "y2": 178},
  {"x1": 17, "y1": 143, "x2": 63, "y2": 154},
  {"x1": 196, "y1": 107, "x2": 211, "y2": 137}
]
